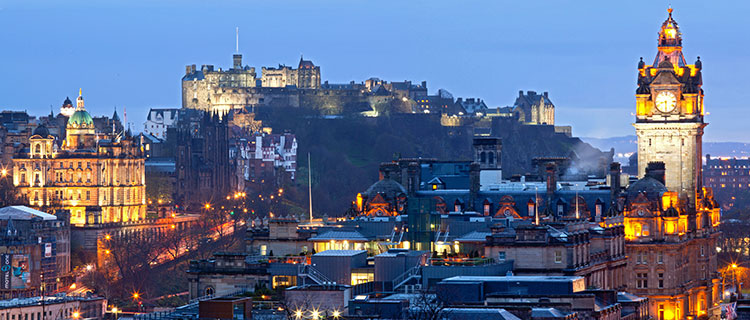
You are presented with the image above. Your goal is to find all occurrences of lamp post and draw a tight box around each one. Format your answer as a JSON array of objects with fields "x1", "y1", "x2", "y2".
[{"x1": 111, "y1": 307, "x2": 119, "y2": 320}]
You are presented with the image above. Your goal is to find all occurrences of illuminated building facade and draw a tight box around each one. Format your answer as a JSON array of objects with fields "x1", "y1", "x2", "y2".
[
  {"x1": 625, "y1": 9, "x2": 721, "y2": 319},
  {"x1": 703, "y1": 154, "x2": 750, "y2": 211},
  {"x1": 261, "y1": 56, "x2": 321, "y2": 89},
  {"x1": 12, "y1": 91, "x2": 146, "y2": 226},
  {"x1": 512, "y1": 90, "x2": 555, "y2": 125}
]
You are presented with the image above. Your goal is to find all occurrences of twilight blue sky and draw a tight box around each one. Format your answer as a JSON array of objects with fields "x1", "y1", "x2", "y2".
[{"x1": 0, "y1": 0, "x2": 748, "y2": 142}]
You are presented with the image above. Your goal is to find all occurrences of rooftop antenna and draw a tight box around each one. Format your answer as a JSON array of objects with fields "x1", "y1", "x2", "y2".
[
  {"x1": 235, "y1": 27, "x2": 239, "y2": 53},
  {"x1": 534, "y1": 186, "x2": 539, "y2": 225},
  {"x1": 308, "y1": 152, "x2": 313, "y2": 222}
]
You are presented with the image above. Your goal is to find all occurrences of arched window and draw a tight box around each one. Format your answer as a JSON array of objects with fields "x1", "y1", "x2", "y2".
[
  {"x1": 634, "y1": 223, "x2": 642, "y2": 237},
  {"x1": 480, "y1": 152, "x2": 486, "y2": 163},
  {"x1": 34, "y1": 144, "x2": 41, "y2": 154},
  {"x1": 642, "y1": 223, "x2": 650, "y2": 236},
  {"x1": 205, "y1": 287, "x2": 215, "y2": 296},
  {"x1": 488, "y1": 152, "x2": 494, "y2": 165}
]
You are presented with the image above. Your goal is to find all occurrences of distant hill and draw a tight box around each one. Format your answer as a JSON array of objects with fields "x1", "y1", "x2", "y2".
[{"x1": 582, "y1": 135, "x2": 750, "y2": 161}]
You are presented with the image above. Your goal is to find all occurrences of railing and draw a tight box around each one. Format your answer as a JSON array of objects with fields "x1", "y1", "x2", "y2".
[
  {"x1": 134, "y1": 289, "x2": 250, "y2": 320},
  {"x1": 392, "y1": 263, "x2": 422, "y2": 291},
  {"x1": 352, "y1": 281, "x2": 375, "y2": 295},
  {"x1": 298, "y1": 264, "x2": 333, "y2": 285}
]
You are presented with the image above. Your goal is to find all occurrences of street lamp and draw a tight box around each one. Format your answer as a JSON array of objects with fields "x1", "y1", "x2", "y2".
[
  {"x1": 332, "y1": 310, "x2": 341, "y2": 319},
  {"x1": 72, "y1": 311, "x2": 80, "y2": 319},
  {"x1": 294, "y1": 310, "x2": 303, "y2": 319},
  {"x1": 111, "y1": 307, "x2": 119, "y2": 320}
]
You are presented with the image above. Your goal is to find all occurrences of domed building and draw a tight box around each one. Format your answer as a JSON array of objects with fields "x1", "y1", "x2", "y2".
[
  {"x1": 356, "y1": 171, "x2": 407, "y2": 217},
  {"x1": 12, "y1": 90, "x2": 146, "y2": 226},
  {"x1": 59, "y1": 97, "x2": 75, "y2": 117}
]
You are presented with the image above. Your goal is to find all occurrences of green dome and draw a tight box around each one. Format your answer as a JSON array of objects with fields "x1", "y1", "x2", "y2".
[{"x1": 68, "y1": 109, "x2": 94, "y2": 127}]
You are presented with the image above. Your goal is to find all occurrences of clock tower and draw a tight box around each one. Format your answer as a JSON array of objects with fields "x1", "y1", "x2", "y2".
[{"x1": 634, "y1": 8, "x2": 705, "y2": 214}]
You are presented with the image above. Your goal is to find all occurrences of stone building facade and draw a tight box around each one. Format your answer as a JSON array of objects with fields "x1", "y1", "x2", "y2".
[
  {"x1": 261, "y1": 57, "x2": 321, "y2": 89},
  {"x1": 174, "y1": 111, "x2": 231, "y2": 207},
  {"x1": 512, "y1": 90, "x2": 555, "y2": 125},
  {"x1": 11, "y1": 91, "x2": 146, "y2": 226},
  {"x1": 624, "y1": 9, "x2": 721, "y2": 319}
]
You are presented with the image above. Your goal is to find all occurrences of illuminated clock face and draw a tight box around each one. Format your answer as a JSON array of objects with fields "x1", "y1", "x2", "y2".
[{"x1": 655, "y1": 91, "x2": 677, "y2": 113}]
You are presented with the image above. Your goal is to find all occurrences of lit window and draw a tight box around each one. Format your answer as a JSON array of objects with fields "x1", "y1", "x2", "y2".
[{"x1": 554, "y1": 251, "x2": 562, "y2": 264}]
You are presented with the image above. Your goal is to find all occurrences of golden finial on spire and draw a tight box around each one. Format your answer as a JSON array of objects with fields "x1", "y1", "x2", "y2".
[
  {"x1": 79, "y1": 88, "x2": 82, "y2": 96},
  {"x1": 667, "y1": 6, "x2": 673, "y2": 17}
]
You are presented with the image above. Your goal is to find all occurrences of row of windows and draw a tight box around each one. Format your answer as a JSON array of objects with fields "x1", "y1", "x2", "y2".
[{"x1": 635, "y1": 272, "x2": 665, "y2": 288}]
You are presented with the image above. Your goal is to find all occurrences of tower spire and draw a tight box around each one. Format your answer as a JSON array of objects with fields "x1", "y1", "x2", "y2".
[
  {"x1": 235, "y1": 27, "x2": 239, "y2": 53},
  {"x1": 76, "y1": 88, "x2": 85, "y2": 110}
]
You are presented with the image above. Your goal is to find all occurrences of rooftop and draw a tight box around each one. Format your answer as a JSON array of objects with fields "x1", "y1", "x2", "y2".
[
  {"x1": 0, "y1": 206, "x2": 57, "y2": 221},
  {"x1": 313, "y1": 250, "x2": 367, "y2": 257}
]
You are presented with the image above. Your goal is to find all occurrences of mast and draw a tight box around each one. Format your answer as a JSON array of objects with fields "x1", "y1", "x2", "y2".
[
  {"x1": 308, "y1": 153, "x2": 313, "y2": 221},
  {"x1": 576, "y1": 190, "x2": 581, "y2": 219}
]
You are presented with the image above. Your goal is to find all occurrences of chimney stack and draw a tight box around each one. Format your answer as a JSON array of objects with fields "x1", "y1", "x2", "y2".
[
  {"x1": 609, "y1": 162, "x2": 621, "y2": 204},
  {"x1": 469, "y1": 163, "x2": 481, "y2": 212},
  {"x1": 645, "y1": 162, "x2": 666, "y2": 185},
  {"x1": 545, "y1": 163, "x2": 557, "y2": 216}
]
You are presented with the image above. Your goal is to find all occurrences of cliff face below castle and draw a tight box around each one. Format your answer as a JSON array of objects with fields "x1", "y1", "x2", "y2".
[{"x1": 256, "y1": 107, "x2": 610, "y2": 216}]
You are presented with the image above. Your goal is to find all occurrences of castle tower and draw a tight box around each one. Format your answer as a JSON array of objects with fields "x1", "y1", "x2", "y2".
[{"x1": 633, "y1": 8, "x2": 705, "y2": 213}]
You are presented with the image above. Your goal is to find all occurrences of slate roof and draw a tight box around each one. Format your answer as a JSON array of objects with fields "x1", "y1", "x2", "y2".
[
  {"x1": 364, "y1": 178, "x2": 407, "y2": 199},
  {"x1": 0, "y1": 206, "x2": 57, "y2": 221},
  {"x1": 442, "y1": 308, "x2": 521, "y2": 320},
  {"x1": 455, "y1": 231, "x2": 492, "y2": 242},
  {"x1": 531, "y1": 308, "x2": 569, "y2": 318},
  {"x1": 309, "y1": 230, "x2": 369, "y2": 242}
]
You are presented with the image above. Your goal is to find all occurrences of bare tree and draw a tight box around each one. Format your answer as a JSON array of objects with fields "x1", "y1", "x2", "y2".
[{"x1": 406, "y1": 289, "x2": 450, "y2": 320}]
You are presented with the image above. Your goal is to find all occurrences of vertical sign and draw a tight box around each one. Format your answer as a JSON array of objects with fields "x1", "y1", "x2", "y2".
[
  {"x1": 0, "y1": 254, "x2": 10, "y2": 290},
  {"x1": 44, "y1": 243, "x2": 52, "y2": 258}
]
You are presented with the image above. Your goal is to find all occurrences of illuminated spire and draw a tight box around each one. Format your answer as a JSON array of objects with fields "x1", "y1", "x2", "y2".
[
  {"x1": 658, "y1": 7, "x2": 681, "y2": 47},
  {"x1": 76, "y1": 88, "x2": 85, "y2": 110}
]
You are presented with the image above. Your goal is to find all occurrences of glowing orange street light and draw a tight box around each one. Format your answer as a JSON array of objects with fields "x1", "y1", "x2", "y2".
[
  {"x1": 104, "y1": 249, "x2": 110, "y2": 255},
  {"x1": 132, "y1": 292, "x2": 140, "y2": 299},
  {"x1": 733, "y1": 264, "x2": 739, "y2": 269},
  {"x1": 170, "y1": 224, "x2": 176, "y2": 229},
  {"x1": 205, "y1": 203, "x2": 211, "y2": 209},
  {"x1": 72, "y1": 311, "x2": 80, "y2": 319},
  {"x1": 70, "y1": 283, "x2": 76, "y2": 289},
  {"x1": 0, "y1": 169, "x2": 7, "y2": 177},
  {"x1": 104, "y1": 234, "x2": 111, "y2": 240}
]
